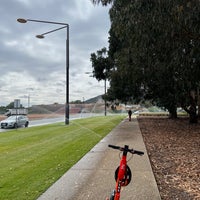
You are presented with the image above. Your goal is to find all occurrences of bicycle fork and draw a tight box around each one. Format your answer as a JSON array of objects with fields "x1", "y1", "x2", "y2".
[{"x1": 111, "y1": 150, "x2": 127, "y2": 200}]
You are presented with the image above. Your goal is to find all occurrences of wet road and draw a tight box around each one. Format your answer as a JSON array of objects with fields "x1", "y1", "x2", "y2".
[{"x1": 0, "y1": 113, "x2": 102, "y2": 133}]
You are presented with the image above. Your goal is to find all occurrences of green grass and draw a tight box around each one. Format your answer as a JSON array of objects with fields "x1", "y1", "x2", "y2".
[{"x1": 0, "y1": 115, "x2": 124, "y2": 200}]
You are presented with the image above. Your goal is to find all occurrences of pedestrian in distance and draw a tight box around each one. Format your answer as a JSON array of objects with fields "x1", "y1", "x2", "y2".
[{"x1": 128, "y1": 109, "x2": 132, "y2": 121}]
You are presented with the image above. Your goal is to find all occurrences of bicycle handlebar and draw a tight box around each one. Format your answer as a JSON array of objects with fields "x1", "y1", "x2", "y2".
[{"x1": 108, "y1": 144, "x2": 144, "y2": 156}]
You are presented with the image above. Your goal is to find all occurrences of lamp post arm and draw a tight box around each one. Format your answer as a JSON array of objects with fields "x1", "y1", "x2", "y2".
[
  {"x1": 26, "y1": 19, "x2": 68, "y2": 26},
  {"x1": 39, "y1": 25, "x2": 68, "y2": 37}
]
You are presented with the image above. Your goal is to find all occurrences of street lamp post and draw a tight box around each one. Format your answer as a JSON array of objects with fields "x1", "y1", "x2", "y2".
[
  {"x1": 85, "y1": 72, "x2": 107, "y2": 116},
  {"x1": 104, "y1": 78, "x2": 107, "y2": 116},
  {"x1": 17, "y1": 18, "x2": 70, "y2": 125}
]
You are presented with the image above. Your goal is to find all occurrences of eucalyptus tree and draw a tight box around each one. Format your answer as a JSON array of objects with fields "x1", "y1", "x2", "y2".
[
  {"x1": 91, "y1": 0, "x2": 200, "y2": 121},
  {"x1": 90, "y1": 47, "x2": 114, "y2": 104}
]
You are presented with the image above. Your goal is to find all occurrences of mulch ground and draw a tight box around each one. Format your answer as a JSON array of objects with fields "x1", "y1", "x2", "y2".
[{"x1": 138, "y1": 116, "x2": 200, "y2": 200}]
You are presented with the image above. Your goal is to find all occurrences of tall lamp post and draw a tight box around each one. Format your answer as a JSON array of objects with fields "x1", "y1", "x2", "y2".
[
  {"x1": 104, "y1": 78, "x2": 107, "y2": 116},
  {"x1": 17, "y1": 18, "x2": 70, "y2": 125},
  {"x1": 85, "y1": 72, "x2": 107, "y2": 116}
]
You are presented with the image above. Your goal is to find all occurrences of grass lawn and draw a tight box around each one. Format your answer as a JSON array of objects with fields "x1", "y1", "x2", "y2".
[{"x1": 0, "y1": 115, "x2": 124, "y2": 200}]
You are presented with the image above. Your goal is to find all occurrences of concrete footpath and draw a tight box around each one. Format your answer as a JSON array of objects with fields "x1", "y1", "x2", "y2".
[{"x1": 37, "y1": 117, "x2": 161, "y2": 200}]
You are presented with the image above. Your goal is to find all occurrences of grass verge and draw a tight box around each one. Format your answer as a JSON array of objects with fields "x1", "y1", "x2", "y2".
[{"x1": 0, "y1": 115, "x2": 124, "y2": 200}]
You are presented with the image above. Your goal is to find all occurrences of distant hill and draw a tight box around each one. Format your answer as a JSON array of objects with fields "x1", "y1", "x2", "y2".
[
  {"x1": 28, "y1": 95, "x2": 104, "y2": 114},
  {"x1": 29, "y1": 103, "x2": 64, "y2": 114},
  {"x1": 84, "y1": 95, "x2": 103, "y2": 104}
]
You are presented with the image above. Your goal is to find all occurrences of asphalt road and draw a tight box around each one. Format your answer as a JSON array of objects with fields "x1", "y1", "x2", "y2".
[
  {"x1": 0, "y1": 117, "x2": 60, "y2": 133},
  {"x1": 0, "y1": 113, "x2": 103, "y2": 133}
]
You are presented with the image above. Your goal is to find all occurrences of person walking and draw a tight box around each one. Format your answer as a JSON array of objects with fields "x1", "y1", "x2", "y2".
[{"x1": 128, "y1": 109, "x2": 132, "y2": 121}]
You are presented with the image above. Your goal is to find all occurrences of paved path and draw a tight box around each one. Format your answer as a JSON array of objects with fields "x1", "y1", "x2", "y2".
[{"x1": 37, "y1": 117, "x2": 161, "y2": 200}]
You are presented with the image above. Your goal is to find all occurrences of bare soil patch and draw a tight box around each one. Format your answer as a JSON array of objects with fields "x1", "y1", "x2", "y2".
[{"x1": 138, "y1": 117, "x2": 200, "y2": 200}]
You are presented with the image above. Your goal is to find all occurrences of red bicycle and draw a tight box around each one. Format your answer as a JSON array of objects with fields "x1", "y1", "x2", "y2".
[{"x1": 107, "y1": 144, "x2": 144, "y2": 200}]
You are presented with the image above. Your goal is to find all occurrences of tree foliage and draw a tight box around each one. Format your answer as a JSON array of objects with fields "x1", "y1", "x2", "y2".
[
  {"x1": 91, "y1": 0, "x2": 200, "y2": 121},
  {"x1": 91, "y1": 0, "x2": 113, "y2": 6},
  {"x1": 90, "y1": 47, "x2": 113, "y2": 81}
]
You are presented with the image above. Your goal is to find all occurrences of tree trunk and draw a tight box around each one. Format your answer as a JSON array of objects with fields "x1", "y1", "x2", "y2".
[
  {"x1": 189, "y1": 105, "x2": 198, "y2": 123},
  {"x1": 168, "y1": 106, "x2": 177, "y2": 119},
  {"x1": 197, "y1": 87, "x2": 200, "y2": 118},
  {"x1": 189, "y1": 91, "x2": 198, "y2": 123}
]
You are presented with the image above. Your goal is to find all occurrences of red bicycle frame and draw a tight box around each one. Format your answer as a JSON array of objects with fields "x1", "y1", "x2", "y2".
[
  {"x1": 108, "y1": 144, "x2": 144, "y2": 200},
  {"x1": 114, "y1": 145, "x2": 128, "y2": 200}
]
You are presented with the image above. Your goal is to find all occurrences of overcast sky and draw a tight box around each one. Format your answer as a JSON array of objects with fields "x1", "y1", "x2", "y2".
[{"x1": 0, "y1": 0, "x2": 111, "y2": 107}]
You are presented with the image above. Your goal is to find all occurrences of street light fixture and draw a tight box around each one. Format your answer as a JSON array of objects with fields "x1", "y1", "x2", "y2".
[{"x1": 17, "y1": 18, "x2": 70, "y2": 125}]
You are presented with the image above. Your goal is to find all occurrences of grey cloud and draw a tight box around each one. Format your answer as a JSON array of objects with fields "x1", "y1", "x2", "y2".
[{"x1": 0, "y1": 0, "x2": 110, "y2": 105}]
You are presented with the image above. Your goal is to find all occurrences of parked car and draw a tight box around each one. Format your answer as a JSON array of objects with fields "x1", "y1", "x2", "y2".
[{"x1": 0, "y1": 115, "x2": 29, "y2": 129}]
